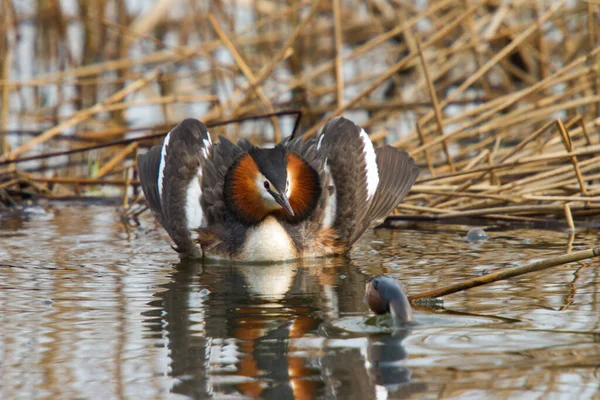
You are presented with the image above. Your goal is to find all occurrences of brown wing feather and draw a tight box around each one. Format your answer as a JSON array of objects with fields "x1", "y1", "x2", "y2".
[
  {"x1": 159, "y1": 119, "x2": 212, "y2": 257},
  {"x1": 201, "y1": 135, "x2": 244, "y2": 224},
  {"x1": 348, "y1": 146, "x2": 419, "y2": 243},
  {"x1": 137, "y1": 144, "x2": 164, "y2": 223},
  {"x1": 316, "y1": 117, "x2": 372, "y2": 248}
]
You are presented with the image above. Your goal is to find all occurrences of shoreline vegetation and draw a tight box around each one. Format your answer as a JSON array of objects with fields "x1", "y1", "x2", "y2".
[{"x1": 1, "y1": 1, "x2": 599, "y2": 229}]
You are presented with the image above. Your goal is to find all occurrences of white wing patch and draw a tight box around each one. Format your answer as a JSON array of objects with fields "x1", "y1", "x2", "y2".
[
  {"x1": 202, "y1": 131, "x2": 212, "y2": 159},
  {"x1": 360, "y1": 128, "x2": 379, "y2": 199},
  {"x1": 317, "y1": 133, "x2": 325, "y2": 150},
  {"x1": 186, "y1": 130, "x2": 212, "y2": 232},
  {"x1": 321, "y1": 160, "x2": 337, "y2": 229},
  {"x1": 185, "y1": 171, "x2": 205, "y2": 231},
  {"x1": 157, "y1": 130, "x2": 172, "y2": 199}
]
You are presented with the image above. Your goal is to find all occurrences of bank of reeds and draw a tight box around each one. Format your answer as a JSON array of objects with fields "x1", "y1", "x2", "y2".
[{"x1": 1, "y1": 0, "x2": 599, "y2": 227}]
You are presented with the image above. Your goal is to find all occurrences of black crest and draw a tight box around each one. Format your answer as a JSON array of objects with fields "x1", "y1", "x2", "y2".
[{"x1": 248, "y1": 145, "x2": 288, "y2": 192}]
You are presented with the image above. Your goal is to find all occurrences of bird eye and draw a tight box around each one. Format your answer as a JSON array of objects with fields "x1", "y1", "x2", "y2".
[{"x1": 263, "y1": 181, "x2": 270, "y2": 190}]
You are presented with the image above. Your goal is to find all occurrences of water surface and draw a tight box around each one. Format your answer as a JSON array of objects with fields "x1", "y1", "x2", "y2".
[{"x1": 1, "y1": 204, "x2": 599, "y2": 399}]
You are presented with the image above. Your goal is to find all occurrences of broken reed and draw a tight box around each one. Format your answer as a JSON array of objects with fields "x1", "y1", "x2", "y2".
[
  {"x1": 1, "y1": 0, "x2": 599, "y2": 226},
  {"x1": 410, "y1": 247, "x2": 600, "y2": 301}
]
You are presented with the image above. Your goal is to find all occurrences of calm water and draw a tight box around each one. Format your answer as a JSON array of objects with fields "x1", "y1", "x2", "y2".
[{"x1": 1, "y1": 204, "x2": 599, "y2": 399}]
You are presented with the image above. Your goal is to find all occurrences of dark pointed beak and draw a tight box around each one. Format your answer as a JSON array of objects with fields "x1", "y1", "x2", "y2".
[
  {"x1": 272, "y1": 192, "x2": 295, "y2": 216},
  {"x1": 364, "y1": 276, "x2": 413, "y2": 325}
]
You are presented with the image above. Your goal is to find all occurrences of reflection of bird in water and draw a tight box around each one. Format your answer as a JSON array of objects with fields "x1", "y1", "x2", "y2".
[
  {"x1": 138, "y1": 117, "x2": 418, "y2": 261},
  {"x1": 151, "y1": 258, "x2": 426, "y2": 399},
  {"x1": 366, "y1": 331, "x2": 428, "y2": 397},
  {"x1": 364, "y1": 275, "x2": 413, "y2": 325}
]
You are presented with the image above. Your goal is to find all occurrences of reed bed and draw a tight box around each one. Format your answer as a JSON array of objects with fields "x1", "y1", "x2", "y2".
[{"x1": 0, "y1": 0, "x2": 599, "y2": 227}]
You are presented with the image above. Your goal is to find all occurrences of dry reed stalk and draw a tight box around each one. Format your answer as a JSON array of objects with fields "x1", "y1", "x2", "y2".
[
  {"x1": 576, "y1": 116, "x2": 593, "y2": 146},
  {"x1": 405, "y1": 47, "x2": 600, "y2": 157},
  {"x1": 564, "y1": 203, "x2": 576, "y2": 231},
  {"x1": 412, "y1": 183, "x2": 496, "y2": 192},
  {"x1": 25, "y1": 175, "x2": 138, "y2": 187},
  {"x1": 332, "y1": 0, "x2": 344, "y2": 109},
  {"x1": 1, "y1": 1, "x2": 599, "y2": 224},
  {"x1": 0, "y1": 178, "x2": 18, "y2": 189},
  {"x1": 480, "y1": 96, "x2": 600, "y2": 134},
  {"x1": 411, "y1": 188, "x2": 514, "y2": 203},
  {"x1": 0, "y1": 5, "x2": 308, "y2": 89},
  {"x1": 3, "y1": 70, "x2": 159, "y2": 160},
  {"x1": 417, "y1": 39, "x2": 455, "y2": 173},
  {"x1": 122, "y1": 167, "x2": 130, "y2": 207},
  {"x1": 462, "y1": 149, "x2": 490, "y2": 171},
  {"x1": 208, "y1": 14, "x2": 281, "y2": 141},
  {"x1": 96, "y1": 142, "x2": 137, "y2": 178},
  {"x1": 428, "y1": 121, "x2": 559, "y2": 209},
  {"x1": 55, "y1": 95, "x2": 219, "y2": 119},
  {"x1": 205, "y1": 0, "x2": 322, "y2": 123},
  {"x1": 107, "y1": 161, "x2": 135, "y2": 177},
  {"x1": 415, "y1": 122, "x2": 435, "y2": 177},
  {"x1": 303, "y1": 4, "x2": 480, "y2": 138},
  {"x1": 418, "y1": 144, "x2": 600, "y2": 189},
  {"x1": 414, "y1": 0, "x2": 567, "y2": 132},
  {"x1": 396, "y1": 203, "x2": 452, "y2": 215},
  {"x1": 520, "y1": 172, "x2": 600, "y2": 196},
  {"x1": 409, "y1": 248, "x2": 600, "y2": 301},
  {"x1": 487, "y1": 156, "x2": 600, "y2": 195},
  {"x1": 0, "y1": 45, "x2": 195, "y2": 87},
  {"x1": 367, "y1": 129, "x2": 387, "y2": 143},
  {"x1": 521, "y1": 195, "x2": 600, "y2": 203},
  {"x1": 588, "y1": 3, "x2": 600, "y2": 117},
  {"x1": 556, "y1": 119, "x2": 587, "y2": 195},
  {"x1": 395, "y1": 203, "x2": 600, "y2": 220},
  {"x1": 0, "y1": 42, "x2": 10, "y2": 156},
  {"x1": 283, "y1": 0, "x2": 454, "y2": 98}
]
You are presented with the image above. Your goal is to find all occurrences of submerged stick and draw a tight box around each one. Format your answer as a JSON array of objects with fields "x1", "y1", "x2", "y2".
[{"x1": 409, "y1": 248, "x2": 600, "y2": 300}]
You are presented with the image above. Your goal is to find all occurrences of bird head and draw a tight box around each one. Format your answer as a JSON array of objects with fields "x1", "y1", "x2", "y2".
[
  {"x1": 224, "y1": 142, "x2": 321, "y2": 225},
  {"x1": 364, "y1": 275, "x2": 413, "y2": 324},
  {"x1": 248, "y1": 146, "x2": 295, "y2": 217}
]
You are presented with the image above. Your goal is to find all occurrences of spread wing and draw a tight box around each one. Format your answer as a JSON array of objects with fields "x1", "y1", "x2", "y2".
[
  {"x1": 137, "y1": 118, "x2": 213, "y2": 257},
  {"x1": 367, "y1": 146, "x2": 419, "y2": 227},
  {"x1": 314, "y1": 117, "x2": 419, "y2": 247},
  {"x1": 137, "y1": 143, "x2": 163, "y2": 222}
]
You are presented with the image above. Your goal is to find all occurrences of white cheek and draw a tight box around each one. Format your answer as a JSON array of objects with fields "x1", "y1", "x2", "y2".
[{"x1": 255, "y1": 176, "x2": 280, "y2": 211}]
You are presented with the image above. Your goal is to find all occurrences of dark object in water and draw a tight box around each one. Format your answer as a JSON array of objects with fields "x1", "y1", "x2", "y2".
[{"x1": 364, "y1": 275, "x2": 413, "y2": 324}]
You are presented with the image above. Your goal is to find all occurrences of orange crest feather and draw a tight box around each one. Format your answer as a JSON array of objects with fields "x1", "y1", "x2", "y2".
[
  {"x1": 287, "y1": 153, "x2": 320, "y2": 218},
  {"x1": 230, "y1": 154, "x2": 269, "y2": 222}
]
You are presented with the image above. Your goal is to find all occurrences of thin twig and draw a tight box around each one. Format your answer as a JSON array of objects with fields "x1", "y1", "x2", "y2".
[{"x1": 410, "y1": 248, "x2": 600, "y2": 300}]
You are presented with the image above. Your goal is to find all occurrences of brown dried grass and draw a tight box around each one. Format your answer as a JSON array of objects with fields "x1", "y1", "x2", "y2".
[{"x1": 0, "y1": 0, "x2": 599, "y2": 227}]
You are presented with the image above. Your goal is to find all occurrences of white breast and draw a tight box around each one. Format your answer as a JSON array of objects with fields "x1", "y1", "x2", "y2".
[{"x1": 239, "y1": 216, "x2": 297, "y2": 262}]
